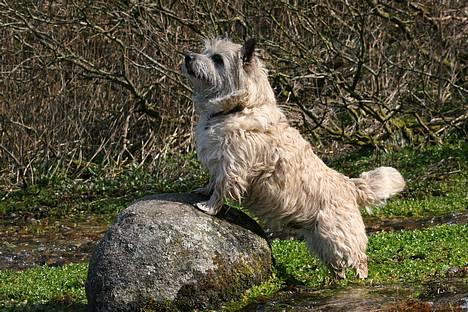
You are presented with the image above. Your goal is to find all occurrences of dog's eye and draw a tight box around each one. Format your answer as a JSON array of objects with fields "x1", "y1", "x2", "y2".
[{"x1": 211, "y1": 54, "x2": 224, "y2": 66}]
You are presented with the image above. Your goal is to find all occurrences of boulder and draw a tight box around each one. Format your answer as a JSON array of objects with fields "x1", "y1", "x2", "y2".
[{"x1": 85, "y1": 193, "x2": 272, "y2": 311}]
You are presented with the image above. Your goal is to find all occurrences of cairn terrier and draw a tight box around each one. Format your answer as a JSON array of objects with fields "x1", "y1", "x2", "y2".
[{"x1": 182, "y1": 38, "x2": 405, "y2": 278}]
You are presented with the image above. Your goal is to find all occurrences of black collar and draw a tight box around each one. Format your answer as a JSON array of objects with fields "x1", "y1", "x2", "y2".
[{"x1": 208, "y1": 104, "x2": 244, "y2": 120}]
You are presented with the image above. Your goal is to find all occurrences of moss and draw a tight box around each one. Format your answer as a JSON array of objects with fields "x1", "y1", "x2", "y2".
[
  {"x1": 140, "y1": 298, "x2": 185, "y2": 312},
  {"x1": 173, "y1": 252, "x2": 272, "y2": 311}
]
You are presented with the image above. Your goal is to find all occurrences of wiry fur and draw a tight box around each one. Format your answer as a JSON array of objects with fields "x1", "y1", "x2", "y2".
[{"x1": 182, "y1": 38, "x2": 405, "y2": 278}]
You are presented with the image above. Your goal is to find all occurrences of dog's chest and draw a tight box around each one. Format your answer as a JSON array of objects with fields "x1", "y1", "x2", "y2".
[{"x1": 195, "y1": 122, "x2": 226, "y2": 168}]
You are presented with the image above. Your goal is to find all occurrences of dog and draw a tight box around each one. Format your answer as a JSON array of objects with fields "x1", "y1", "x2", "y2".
[{"x1": 182, "y1": 38, "x2": 405, "y2": 279}]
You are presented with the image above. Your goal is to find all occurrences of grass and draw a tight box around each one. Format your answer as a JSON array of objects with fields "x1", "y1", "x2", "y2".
[
  {"x1": 0, "y1": 264, "x2": 88, "y2": 311},
  {"x1": 367, "y1": 224, "x2": 467, "y2": 282},
  {"x1": 334, "y1": 142, "x2": 466, "y2": 186},
  {"x1": 0, "y1": 152, "x2": 208, "y2": 219},
  {"x1": 2, "y1": 224, "x2": 465, "y2": 311},
  {"x1": 329, "y1": 142, "x2": 467, "y2": 217},
  {"x1": 369, "y1": 194, "x2": 467, "y2": 217},
  {"x1": 222, "y1": 223, "x2": 467, "y2": 310},
  {"x1": 0, "y1": 142, "x2": 467, "y2": 310},
  {"x1": 274, "y1": 224, "x2": 467, "y2": 285}
]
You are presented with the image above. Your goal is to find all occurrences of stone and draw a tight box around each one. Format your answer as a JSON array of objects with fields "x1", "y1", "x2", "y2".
[{"x1": 85, "y1": 193, "x2": 272, "y2": 311}]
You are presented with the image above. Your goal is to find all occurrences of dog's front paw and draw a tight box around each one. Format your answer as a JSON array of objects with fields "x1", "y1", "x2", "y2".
[{"x1": 194, "y1": 201, "x2": 219, "y2": 215}]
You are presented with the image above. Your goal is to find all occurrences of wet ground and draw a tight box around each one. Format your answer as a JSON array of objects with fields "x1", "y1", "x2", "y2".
[
  {"x1": 1, "y1": 210, "x2": 467, "y2": 311},
  {"x1": 241, "y1": 276, "x2": 468, "y2": 311},
  {"x1": 365, "y1": 211, "x2": 468, "y2": 234},
  {"x1": 0, "y1": 214, "x2": 109, "y2": 270}
]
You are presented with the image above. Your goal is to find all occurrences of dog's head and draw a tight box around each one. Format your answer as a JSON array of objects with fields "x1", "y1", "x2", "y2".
[{"x1": 182, "y1": 38, "x2": 274, "y2": 113}]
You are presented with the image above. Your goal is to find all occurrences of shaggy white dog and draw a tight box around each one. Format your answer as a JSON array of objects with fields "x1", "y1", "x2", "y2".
[{"x1": 182, "y1": 38, "x2": 405, "y2": 278}]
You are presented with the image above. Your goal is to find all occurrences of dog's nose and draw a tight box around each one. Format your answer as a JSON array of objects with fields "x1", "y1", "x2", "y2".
[{"x1": 184, "y1": 52, "x2": 194, "y2": 65}]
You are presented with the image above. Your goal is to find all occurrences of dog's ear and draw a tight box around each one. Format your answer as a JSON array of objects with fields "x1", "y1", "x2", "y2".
[{"x1": 241, "y1": 38, "x2": 256, "y2": 65}]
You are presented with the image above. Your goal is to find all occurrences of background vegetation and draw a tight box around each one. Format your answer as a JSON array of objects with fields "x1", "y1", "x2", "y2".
[{"x1": 1, "y1": 0, "x2": 466, "y2": 191}]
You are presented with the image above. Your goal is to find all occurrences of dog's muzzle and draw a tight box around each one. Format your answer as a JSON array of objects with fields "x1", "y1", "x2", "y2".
[{"x1": 184, "y1": 52, "x2": 195, "y2": 76}]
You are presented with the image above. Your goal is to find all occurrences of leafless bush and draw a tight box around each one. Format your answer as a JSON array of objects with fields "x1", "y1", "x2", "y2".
[
  {"x1": 0, "y1": 0, "x2": 466, "y2": 188},
  {"x1": 259, "y1": 0, "x2": 467, "y2": 148}
]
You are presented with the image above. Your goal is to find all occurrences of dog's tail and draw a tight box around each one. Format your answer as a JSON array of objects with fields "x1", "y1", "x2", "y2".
[{"x1": 352, "y1": 166, "x2": 405, "y2": 208}]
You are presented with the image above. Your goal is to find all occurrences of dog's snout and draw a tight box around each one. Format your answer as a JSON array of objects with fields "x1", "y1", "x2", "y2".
[
  {"x1": 183, "y1": 52, "x2": 196, "y2": 77},
  {"x1": 184, "y1": 52, "x2": 194, "y2": 65}
]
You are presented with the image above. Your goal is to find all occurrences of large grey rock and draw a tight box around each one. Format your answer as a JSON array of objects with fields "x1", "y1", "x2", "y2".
[{"x1": 85, "y1": 193, "x2": 272, "y2": 311}]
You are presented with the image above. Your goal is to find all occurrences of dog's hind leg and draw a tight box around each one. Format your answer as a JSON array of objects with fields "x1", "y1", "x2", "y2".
[
  {"x1": 301, "y1": 228, "x2": 347, "y2": 279},
  {"x1": 301, "y1": 208, "x2": 368, "y2": 279}
]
